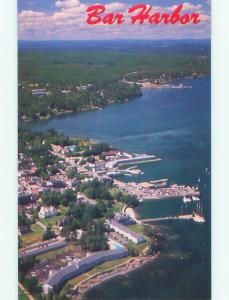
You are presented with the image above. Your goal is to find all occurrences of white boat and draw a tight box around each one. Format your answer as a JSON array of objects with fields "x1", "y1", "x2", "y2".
[
  {"x1": 192, "y1": 196, "x2": 200, "y2": 201},
  {"x1": 183, "y1": 196, "x2": 191, "y2": 203}
]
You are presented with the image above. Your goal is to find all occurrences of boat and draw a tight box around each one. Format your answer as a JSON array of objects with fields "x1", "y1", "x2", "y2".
[
  {"x1": 192, "y1": 196, "x2": 200, "y2": 201},
  {"x1": 183, "y1": 196, "x2": 191, "y2": 203}
]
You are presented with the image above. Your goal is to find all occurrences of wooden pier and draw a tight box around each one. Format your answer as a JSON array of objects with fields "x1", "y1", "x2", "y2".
[{"x1": 140, "y1": 213, "x2": 205, "y2": 224}]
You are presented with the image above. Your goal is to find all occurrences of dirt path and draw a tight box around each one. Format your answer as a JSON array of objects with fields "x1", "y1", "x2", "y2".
[{"x1": 18, "y1": 282, "x2": 35, "y2": 300}]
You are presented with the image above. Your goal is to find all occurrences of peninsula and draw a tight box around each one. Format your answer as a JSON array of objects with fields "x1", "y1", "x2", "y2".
[{"x1": 18, "y1": 129, "x2": 205, "y2": 299}]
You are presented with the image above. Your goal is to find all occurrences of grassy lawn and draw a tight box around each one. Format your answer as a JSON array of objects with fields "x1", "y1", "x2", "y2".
[
  {"x1": 64, "y1": 256, "x2": 131, "y2": 291},
  {"x1": 67, "y1": 273, "x2": 89, "y2": 287},
  {"x1": 32, "y1": 223, "x2": 44, "y2": 233},
  {"x1": 20, "y1": 223, "x2": 44, "y2": 246},
  {"x1": 39, "y1": 215, "x2": 63, "y2": 226},
  {"x1": 18, "y1": 286, "x2": 29, "y2": 300},
  {"x1": 87, "y1": 256, "x2": 130, "y2": 276},
  {"x1": 58, "y1": 205, "x2": 69, "y2": 214},
  {"x1": 36, "y1": 244, "x2": 77, "y2": 260},
  {"x1": 127, "y1": 224, "x2": 144, "y2": 234}
]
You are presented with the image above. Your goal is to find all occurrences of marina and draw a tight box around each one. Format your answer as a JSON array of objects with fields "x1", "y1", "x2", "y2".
[{"x1": 113, "y1": 179, "x2": 200, "y2": 202}]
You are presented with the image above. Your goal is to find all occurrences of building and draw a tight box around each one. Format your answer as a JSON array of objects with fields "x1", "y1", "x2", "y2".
[
  {"x1": 43, "y1": 247, "x2": 128, "y2": 294},
  {"x1": 114, "y1": 212, "x2": 135, "y2": 225},
  {"x1": 38, "y1": 206, "x2": 57, "y2": 219},
  {"x1": 64, "y1": 145, "x2": 77, "y2": 153},
  {"x1": 19, "y1": 239, "x2": 66, "y2": 259},
  {"x1": 51, "y1": 144, "x2": 63, "y2": 154},
  {"x1": 138, "y1": 182, "x2": 153, "y2": 189},
  {"x1": 108, "y1": 219, "x2": 145, "y2": 244},
  {"x1": 32, "y1": 88, "x2": 49, "y2": 96},
  {"x1": 18, "y1": 192, "x2": 32, "y2": 205}
]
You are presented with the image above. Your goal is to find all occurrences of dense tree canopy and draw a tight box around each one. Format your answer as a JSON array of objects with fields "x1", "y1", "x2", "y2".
[{"x1": 18, "y1": 46, "x2": 210, "y2": 120}]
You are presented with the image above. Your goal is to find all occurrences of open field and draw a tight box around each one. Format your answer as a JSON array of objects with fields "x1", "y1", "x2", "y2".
[
  {"x1": 39, "y1": 215, "x2": 63, "y2": 226},
  {"x1": 36, "y1": 244, "x2": 77, "y2": 260},
  {"x1": 20, "y1": 224, "x2": 44, "y2": 246},
  {"x1": 127, "y1": 224, "x2": 145, "y2": 234}
]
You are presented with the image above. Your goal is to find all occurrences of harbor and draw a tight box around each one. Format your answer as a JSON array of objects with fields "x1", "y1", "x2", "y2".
[
  {"x1": 24, "y1": 76, "x2": 211, "y2": 300},
  {"x1": 113, "y1": 179, "x2": 200, "y2": 202}
]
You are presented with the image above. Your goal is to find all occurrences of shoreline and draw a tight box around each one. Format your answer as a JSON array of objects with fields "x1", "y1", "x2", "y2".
[
  {"x1": 124, "y1": 206, "x2": 139, "y2": 220},
  {"x1": 74, "y1": 254, "x2": 159, "y2": 300},
  {"x1": 20, "y1": 94, "x2": 141, "y2": 123},
  {"x1": 19, "y1": 76, "x2": 207, "y2": 124}
]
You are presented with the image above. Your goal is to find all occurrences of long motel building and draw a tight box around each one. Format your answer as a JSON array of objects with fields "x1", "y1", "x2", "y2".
[
  {"x1": 43, "y1": 247, "x2": 128, "y2": 294},
  {"x1": 19, "y1": 239, "x2": 67, "y2": 259},
  {"x1": 107, "y1": 219, "x2": 145, "y2": 244}
]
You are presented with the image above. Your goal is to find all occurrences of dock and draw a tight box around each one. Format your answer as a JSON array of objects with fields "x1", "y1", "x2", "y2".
[{"x1": 140, "y1": 213, "x2": 205, "y2": 224}]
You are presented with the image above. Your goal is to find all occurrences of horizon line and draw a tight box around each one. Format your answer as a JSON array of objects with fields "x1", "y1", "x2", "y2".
[{"x1": 19, "y1": 38, "x2": 211, "y2": 42}]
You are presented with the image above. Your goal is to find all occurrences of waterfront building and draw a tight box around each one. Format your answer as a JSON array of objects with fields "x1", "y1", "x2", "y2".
[
  {"x1": 114, "y1": 212, "x2": 135, "y2": 225},
  {"x1": 108, "y1": 219, "x2": 145, "y2": 244},
  {"x1": 43, "y1": 247, "x2": 128, "y2": 294}
]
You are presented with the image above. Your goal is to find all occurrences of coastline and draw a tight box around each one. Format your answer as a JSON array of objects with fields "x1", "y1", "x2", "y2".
[
  {"x1": 75, "y1": 254, "x2": 159, "y2": 300},
  {"x1": 18, "y1": 75, "x2": 211, "y2": 300},
  {"x1": 20, "y1": 94, "x2": 140, "y2": 123},
  {"x1": 125, "y1": 206, "x2": 139, "y2": 220},
  {"x1": 19, "y1": 75, "x2": 207, "y2": 124}
]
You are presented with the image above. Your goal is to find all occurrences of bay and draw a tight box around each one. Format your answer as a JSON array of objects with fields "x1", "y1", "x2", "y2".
[{"x1": 29, "y1": 77, "x2": 211, "y2": 299}]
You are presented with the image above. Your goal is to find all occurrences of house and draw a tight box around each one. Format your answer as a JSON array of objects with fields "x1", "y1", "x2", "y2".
[
  {"x1": 108, "y1": 219, "x2": 145, "y2": 244},
  {"x1": 38, "y1": 206, "x2": 57, "y2": 219},
  {"x1": 114, "y1": 212, "x2": 135, "y2": 225},
  {"x1": 43, "y1": 247, "x2": 128, "y2": 294}
]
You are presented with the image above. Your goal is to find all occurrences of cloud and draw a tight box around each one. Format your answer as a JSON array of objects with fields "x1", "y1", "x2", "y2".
[
  {"x1": 55, "y1": 0, "x2": 80, "y2": 9},
  {"x1": 18, "y1": 1, "x2": 211, "y2": 40},
  {"x1": 169, "y1": 2, "x2": 202, "y2": 11}
]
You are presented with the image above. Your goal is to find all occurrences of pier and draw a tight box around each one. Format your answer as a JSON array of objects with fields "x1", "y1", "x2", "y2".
[
  {"x1": 140, "y1": 213, "x2": 205, "y2": 224},
  {"x1": 106, "y1": 154, "x2": 161, "y2": 168}
]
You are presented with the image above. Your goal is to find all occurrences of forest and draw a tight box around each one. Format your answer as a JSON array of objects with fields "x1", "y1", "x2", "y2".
[{"x1": 18, "y1": 41, "x2": 210, "y2": 119}]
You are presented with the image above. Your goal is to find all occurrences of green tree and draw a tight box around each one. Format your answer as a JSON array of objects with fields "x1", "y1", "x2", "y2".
[
  {"x1": 43, "y1": 225, "x2": 55, "y2": 241},
  {"x1": 24, "y1": 276, "x2": 41, "y2": 294}
]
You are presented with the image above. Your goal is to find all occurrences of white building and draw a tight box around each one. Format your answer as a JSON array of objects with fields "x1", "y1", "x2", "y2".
[
  {"x1": 43, "y1": 247, "x2": 128, "y2": 294},
  {"x1": 39, "y1": 206, "x2": 57, "y2": 219},
  {"x1": 108, "y1": 219, "x2": 145, "y2": 244}
]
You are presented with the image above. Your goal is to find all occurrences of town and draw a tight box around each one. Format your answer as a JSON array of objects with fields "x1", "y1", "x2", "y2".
[{"x1": 18, "y1": 129, "x2": 204, "y2": 299}]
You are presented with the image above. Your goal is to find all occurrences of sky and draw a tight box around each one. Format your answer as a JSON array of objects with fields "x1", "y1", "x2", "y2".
[{"x1": 18, "y1": 0, "x2": 211, "y2": 40}]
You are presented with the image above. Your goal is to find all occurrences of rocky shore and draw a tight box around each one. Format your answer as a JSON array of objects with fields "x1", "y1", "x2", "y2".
[{"x1": 73, "y1": 254, "x2": 159, "y2": 300}]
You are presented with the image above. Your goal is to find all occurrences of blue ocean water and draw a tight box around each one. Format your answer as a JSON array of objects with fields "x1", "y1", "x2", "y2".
[{"x1": 29, "y1": 77, "x2": 211, "y2": 299}]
